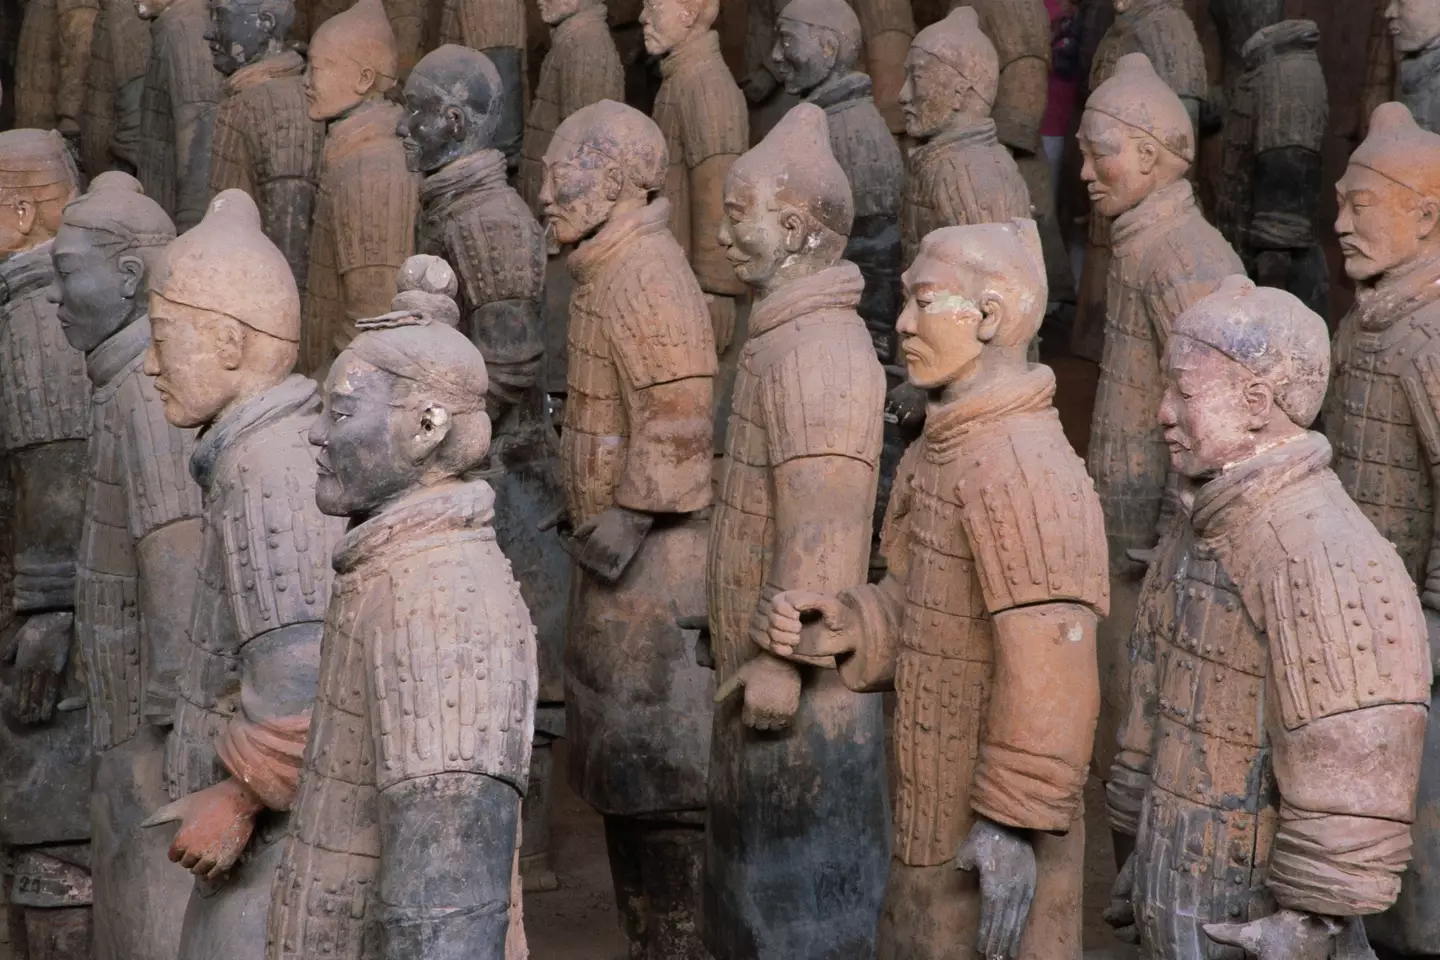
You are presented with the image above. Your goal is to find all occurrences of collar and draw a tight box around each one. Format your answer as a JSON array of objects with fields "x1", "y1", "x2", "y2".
[
  {"x1": 661, "y1": 29, "x2": 723, "y2": 79},
  {"x1": 552, "y1": 0, "x2": 607, "y2": 41},
  {"x1": 225, "y1": 49, "x2": 303, "y2": 96},
  {"x1": 87, "y1": 313, "x2": 151, "y2": 388},
  {"x1": 922, "y1": 363, "x2": 1057, "y2": 462},
  {"x1": 910, "y1": 117, "x2": 999, "y2": 171},
  {"x1": 1402, "y1": 35, "x2": 1440, "y2": 93},
  {"x1": 1355, "y1": 255, "x2": 1440, "y2": 332},
  {"x1": 0, "y1": 239, "x2": 55, "y2": 302},
  {"x1": 334, "y1": 478, "x2": 496, "y2": 574},
  {"x1": 807, "y1": 71, "x2": 873, "y2": 111},
  {"x1": 421, "y1": 148, "x2": 508, "y2": 210},
  {"x1": 1117, "y1": 0, "x2": 1181, "y2": 28},
  {"x1": 569, "y1": 199, "x2": 671, "y2": 284},
  {"x1": 190, "y1": 374, "x2": 319, "y2": 491},
  {"x1": 748, "y1": 262, "x2": 863, "y2": 337},
  {"x1": 325, "y1": 98, "x2": 403, "y2": 162},
  {"x1": 1191, "y1": 431, "x2": 1331, "y2": 538},
  {"x1": 1112, "y1": 179, "x2": 1196, "y2": 252}
]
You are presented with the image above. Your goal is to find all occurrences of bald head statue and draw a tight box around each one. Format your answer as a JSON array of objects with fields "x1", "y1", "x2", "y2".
[
  {"x1": 398, "y1": 45, "x2": 505, "y2": 174},
  {"x1": 205, "y1": 0, "x2": 295, "y2": 75},
  {"x1": 1160, "y1": 275, "x2": 1328, "y2": 479},
  {"x1": 640, "y1": 0, "x2": 719, "y2": 57},
  {"x1": 304, "y1": 0, "x2": 397, "y2": 122},
  {"x1": 540, "y1": 99, "x2": 669, "y2": 246},
  {"x1": 771, "y1": 0, "x2": 863, "y2": 97},
  {"x1": 1338, "y1": 102, "x2": 1440, "y2": 283},
  {"x1": 900, "y1": 6, "x2": 999, "y2": 141}
]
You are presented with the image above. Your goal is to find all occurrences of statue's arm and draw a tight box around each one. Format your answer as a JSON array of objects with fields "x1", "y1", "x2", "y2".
[{"x1": 134, "y1": 518, "x2": 202, "y2": 722}]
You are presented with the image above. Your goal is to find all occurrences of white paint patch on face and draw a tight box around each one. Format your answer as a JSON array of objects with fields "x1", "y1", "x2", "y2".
[{"x1": 926, "y1": 293, "x2": 977, "y2": 315}]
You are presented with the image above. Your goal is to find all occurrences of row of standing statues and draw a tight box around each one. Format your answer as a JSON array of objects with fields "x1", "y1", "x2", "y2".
[{"x1": 2, "y1": 0, "x2": 1440, "y2": 959}]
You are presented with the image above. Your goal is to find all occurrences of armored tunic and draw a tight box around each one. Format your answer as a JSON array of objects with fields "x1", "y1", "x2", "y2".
[
  {"x1": 900, "y1": 117, "x2": 1030, "y2": 267},
  {"x1": 302, "y1": 99, "x2": 418, "y2": 376},
  {"x1": 1109, "y1": 434, "x2": 1431, "y2": 959},
  {"x1": 270, "y1": 480, "x2": 535, "y2": 960},
  {"x1": 81, "y1": 0, "x2": 151, "y2": 176},
  {"x1": 562, "y1": 198, "x2": 716, "y2": 816},
  {"x1": 652, "y1": 29, "x2": 749, "y2": 303},
  {"x1": 518, "y1": 2, "x2": 623, "y2": 214},
  {"x1": 837, "y1": 365, "x2": 1108, "y2": 959},
  {"x1": 1088, "y1": 0, "x2": 1207, "y2": 135},
  {"x1": 807, "y1": 71, "x2": 904, "y2": 359},
  {"x1": 137, "y1": 0, "x2": 223, "y2": 231},
  {"x1": 77, "y1": 316, "x2": 201, "y2": 960},
  {"x1": 418, "y1": 148, "x2": 569, "y2": 703},
  {"x1": 1400, "y1": 38, "x2": 1440, "y2": 134},
  {"x1": 209, "y1": 51, "x2": 324, "y2": 301},
  {"x1": 15, "y1": 0, "x2": 98, "y2": 131},
  {"x1": 168, "y1": 374, "x2": 343, "y2": 958},
  {"x1": 704, "y1": 263, "x2": 889, "y2": 958},
  {"x1": 1323, "y1": 266, "x2": 1440, "y2": 954}
]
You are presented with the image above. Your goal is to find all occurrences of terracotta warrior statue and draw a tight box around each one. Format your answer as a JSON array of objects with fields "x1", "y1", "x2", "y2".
[
  {"x1": 541, "y1": 100, "x2": 716, "y2": 960},
  {"x1": 56, "y1": 172, "x2": 198, "y2": 960},
  {"x1": 138, "y1": 190, "x2": 343, "y2": 958},
  {"x1": 434, "y1": 0, "x2": 526, "y2": 170},
  {"x1": 301, "y1": 0, "x2": 417, "y2": 375},
  {"x1": 1106, "y1": 275, "x2": 1433, "y2": 960},
  {"x1": 14, "y1": 0, "x2": 97, "y2": 133},
  {"x1": 269, "y1": 257, "x2": 536, "y2": 960},
  {"x1": 401, "y1": 43, "x2": 572, "y2": 892},
  {"x1": 643, "y1": 0, "x2": 748, "y2": 356},
  {"x1": 850, "y1": 0, "x2": 914, "y2": 133},
  {"x1": 136, "y1": 0, "x2": 224, "y2": 231},
  {"x1": 1325, "y1": 100, "x2": 1440, "y2": 958},
  {"x1": 80, "y1": 0, "x2": 150, "y2": 175},
  {"x1": 1212, "y1": 16, "x2": 1328, "y2": 318},
  {"x1": 207, "y1": 0, "x2": 325, "y2": 301},
  {"x1": 0, "y1": 129, "x2": 91, "y2": 960},
  {"x1": 1071, "y1": 0, "x2": 1208, "y2": 361},
  {"x1": 769, "y1": 0, "x2": 902, "y2": 363},
  {"x1": 1386, "y1": 0, "x2": 1440, "y2": 132},
  {"x1": 704, "y1": 102, "x2": 889, "y2": 959},
  {"x1": 1080, "y1": 52, "x2": 1240, "y2": 818},
  {"x1": 756, "y1": 218, "x2": 1106, "y2": 960}
]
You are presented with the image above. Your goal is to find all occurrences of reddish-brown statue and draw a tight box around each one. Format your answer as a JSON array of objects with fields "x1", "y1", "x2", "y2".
[
  {"x1": 0, "y1": 129, "x2": 92, "y2": 960},
  {"x1": 269, "y1": 256, "x2": 536, "y2": 960},
  {"x1": 55, "y1": 172, "x2": 199, "y2": 960},
  {"x1": 1326, "y1": 101, "x2": 1440, "y2": 958},
  {"x1": 139, "y1": 190, "x2": 343, "y2": 959},
  {"x1": 1384, "y1": 0, "x2": 1440, "y2": 133},
  {"x1": 434, "y1": 0, "x2": 526, "y2": 168},
  {"x1": 1079, "y1": 52, "x2": 1241, "y2": 802},
  {"x1": 849, "y1": 0, "x2": 914, "y2": 133},
  {"x1": 300, "y1": 0, "x2": 418, "y2": 375},
  {"x1": 136, "y1": 0, "x2": 225, "y2": 231},
  {"x1": 757, "y1": 218, "x2": 1106, "y2": 960},
  {"x1": 541, "y1": 100, "x2": 716, "y2": 960},
  {"x1": 704, "y1": 102, "x2": 889, "y2": 959},
  {"x1": 643, "y1": 0, "x2": 748, "y2": 356},
  {"x1": 1106, "y1": 275, "x2": 1432, "y2": 960},
  {"x1": 206, "y1": 0, "x2": 325, "y2": 301},
  {"x1": 14, "y1": 0, "x2": 97, "y2": 134},
  {"x1": 80, "y1": 0, "x2": 151, "y2": 175}
]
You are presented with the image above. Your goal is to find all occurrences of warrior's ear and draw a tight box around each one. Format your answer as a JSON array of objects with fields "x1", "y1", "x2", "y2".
[
  {"x1": 1242, "y1": 379, "x2": 1278, "y2": 431},
  {"x1": 1418, "y1": 195, "x2": 1440, "y2": 242},
  {"x1": 601, "y1": 165, "x2": 625, "y2": 202},
  {"x1": 117, "y1": 254, "x2": 145, "y2": 300},
  {"x1": 1135, "y1": 137, "x2": 1160, "y2": 176},
  {"x1": 976, "y1": 292, "x2": 1003, "y2": 343},
  {"x1": 413, "y1": 403, "x2": 452, "y2": 461}
]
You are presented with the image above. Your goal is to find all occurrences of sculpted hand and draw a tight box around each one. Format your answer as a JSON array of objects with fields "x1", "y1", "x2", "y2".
[
  {"x1": 566, "y1": 506, "x2": 653, "y2": 583},
  {"x1": 142, "y1": 778, "x2": 265, "y2": 882},
  {"x1": 1204, "y1": 908, "x2": 1343, "y2": 960},
  {"x1": 11, "y1": 612, "x2": 73, "y2": 724},
  {"x1": 1102, "y1": 853, "x2": 1139, "y2": 944},
  {"x1": 885, "y1": 381, "x2": 927, "y2": 433},
  {"x1": 758, "y1": 590, "x2": 857, "y2": 662},
  {"x1": 956, "y1": 818, "x2": 1037, "y2": 960},
  {"x1": 714, "y1": 653, "x2": 801, "y2": 731}
]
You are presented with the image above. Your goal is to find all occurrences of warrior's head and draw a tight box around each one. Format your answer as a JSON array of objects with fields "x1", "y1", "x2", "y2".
[
  {"x1": 1386, "y1": 0, "x2": 1440, "y2": 55},
  {"x1": 143, "y1": 190, "x2": 300, "y2": 429},
  {"x1": 0, "y1": 129, "x2": 79, "y2": 257},
  {"x1": 900, "y1": 7, "x2": 998, "y2": 142},
  {"x1": 640, "y1": 0, "x2": 718, "y2": 57},
  {"x1": 719, "y1": 103, "x2": 851, "y2": 294},
  {"x1": 51, "y1": 172, "x2": 176, "y2": 355},
  {"x1": 537, "y1": 0, "x2": 598, "y2": 27},
  {"x1": 1338, "y1": 103, "x2": 1440, "y2": 284},
  {"x1": 1160, "y1": 275, "x2": 1327, "y2": 480},
  {"x1": 311, "y1": 255, "x2": 490, "y2": 519},
  {"x1": 205, "y1": 0, "x2": 295, "y2": 75},
  {"x1": 540, "y1": 99, "x2": 667, "y2": 247},
  {"x1": 896, "y1": 218, "x2": 1045, "y2": 394},
  {"x1": 771, "y1": 0, "x2": 862, "y2": 97},
  {"x1": 304, "y1": 0, "x2": 397, "y2": 122},
  {"x1": 398, "y1": 45, "x2": 504, "y2": 175},
  {"x1": 1078, "y1": 53, "x2": 1193, "y2": 218}
]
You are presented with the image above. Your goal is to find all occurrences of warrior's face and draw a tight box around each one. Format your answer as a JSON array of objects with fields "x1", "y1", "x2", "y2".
[
  {"x1": 144, "y1": 297, "x2": 244, "y2": 428},
  {"x1": 772, "y1": 19, "x2": 834, "y2": 96},
  {"x1": 1078, "y1": 110, "x2": 1161, "y2": 218},
  {"x1": 304, "y1": 32, "x2": 373, "y2": 122},
  {"x1": 1387, "y1": 0, "x2": 1440, "y2": 55},
  {"x1": 640, "y1": 0, "x2": 701, "y2": 57},
  {"x1": 311, "y1": 355, "x2": 414, "y2": 518},
  {"x1": 1159, "y1": 335, "x2": 1264, "y2": 480},
  {"x1": 896, "y1": 253, "x2": 989, "y2": 390},
  {"x1": 397, "y1": 75, "x2": 464, "y2": 174},
  {"x1": 537, "y1": 0, "x2": 585, "y2": 26},
  {"x1": 717, "y1": 174, "x2": 796, "y2": 290},
  {"x1": 1336, "y1": 163, "x2": 1438, "y2": 282},
  {"x1": 900, "y1": 49, "x2": 963, "y2": 141},
  {"x1": 206, "y1": 0, "x2": 282, "y2": 75},
  {"x1": 540, "y1": 136, "x2": 619, "y2": 246},
  {"x1": 49, "y1": 224, "x2": 142, "y2": 354}
]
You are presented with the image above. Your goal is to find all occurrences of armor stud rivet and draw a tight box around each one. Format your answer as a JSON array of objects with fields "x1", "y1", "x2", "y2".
[{"x1": 1353, "y1": 618, "x2": 1363, "y2": 626}]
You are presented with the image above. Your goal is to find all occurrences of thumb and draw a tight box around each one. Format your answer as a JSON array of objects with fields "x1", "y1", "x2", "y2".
[
  {"x1": 1204, "y1": 920, "x2": 1263, "y2": 955},
  {"x1": 714, "y1": 671, "x2": 746, "y2": 705},
  {"x1": 954, "y1": 835, "x2": 978, "y2": 872},
  {"x1": 141, "y1": 796, "x2": 190, "y2": 829}
]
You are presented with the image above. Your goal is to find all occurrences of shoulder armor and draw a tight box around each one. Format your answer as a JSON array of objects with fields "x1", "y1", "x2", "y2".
[
  {"x1": 557, "y1": 15, "x2": 624, "y2": 115},
  {"x1": 606, "y1": 235, "x2": 718, "y2": 389},
  {"x1": 453, "y1": 0, "x2": 524, "y2": 49},
  {"x1": 0, "y1": 291, "x2": 91, "y2": 449},
  {"x1": 1132, "y1": 8, "x2": 1208, "y2": 102},
  {"x1": 209, "y1": 93, "x2": 256, "y2": 196},
  {"x1": 878, "y1": 438, "x2": 922, "y2": 581},
  {"x1": 933, "y1": 144, "x2": 1031, "y2": 228},
  {"x1": 1399, "y1": 321, "x2": 1440, "y2": 467},
  {"x1": 217, "y1": 413, "x2": 342, "y2": 642},
  {"x1": 1140, "y1": 217, "x2": 1244, "y2": 340},
  {"x1": 370, "y1": 535, "x2": 536, "y2": 793},
  {"x1": 758, "y1": 315, "x2": 885, "y2": 466},
  {"x1": 676, "y1": 60, "x2": 748, "y2": 167},
  {"x1": 236, "y1": 76, "x2": 323, "y2": 184},
  {"x1": 1252, "y1": 51, "x2": 1327, "y2": 154},
  {"x1": 437, "y1": 192, "x2": 545, "y2": 309},
  {"x1": 333, "y1": 138, "x2": 419, "y2": 276},
  {"x1": 1252, "y1": 475, "x2": 1433, "y2": 730},
  {"x1": 116, "y1": 362, "x2": 203, "y2": 539},
  {"x1": 825, "y1": 100, "x2": 903, "y2": 220},
  {"x1": 956, "y1": 412, "x2": 1110, "y2": 614}
]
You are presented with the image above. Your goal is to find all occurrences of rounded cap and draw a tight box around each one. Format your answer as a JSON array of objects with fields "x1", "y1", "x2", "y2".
[
  {"x1": 919, "y1": 218, "x2": 1046, "y2": 346},
  {"x1": 1171, "y1": 274, "x2": 1330, "y2": 428},
  {"x1": 912, "y1": 6, "x2": 999, "y2": 107},
  {"x1": 390, "y1": 254, "x2": 460, "y2": 328},
  {"x1": 0, "y1": 129, "x2": 79, "y2": 200},
  {"x1": 777, "y1": 0, "x2": 862, "y2": 70},
  {"x1": 1085, "y1": 52, "x2": 1194, "y2": 163},
  {"x1": 552, "y1": 100, "x2": 669, "y2": 194},
  {"x1": 153, "y1": 189, "x2": 300, "y2": 342},
  {"x1": 730, "y1": 102, "x2": 852, "y2": 236},
  {"x1": 62, "y1": 171, "x2": 175, "y2": 250},
  {"x1": 1350, "y1": 102, "x2": 1440, "y2": 199}
]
